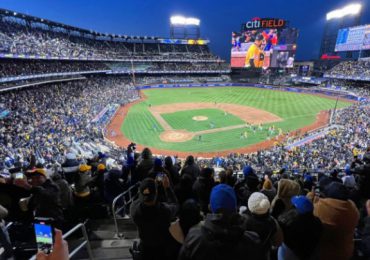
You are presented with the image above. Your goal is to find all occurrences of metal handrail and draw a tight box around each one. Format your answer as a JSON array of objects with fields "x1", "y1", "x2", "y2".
[
  {"x1": 4, "y1": 222, "x2": 13, "y2": 231},
  {"x1": 29, "y1": 223, "x2": 93, "y2": 260},
  {"x1": 112, "y1": 182, "x2": 141, "y2": 239}
]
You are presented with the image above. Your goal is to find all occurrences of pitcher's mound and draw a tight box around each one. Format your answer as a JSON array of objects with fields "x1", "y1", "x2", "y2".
[
  {"x1": 192, "y1": 116, "x2": 208, "y2": 121},
  {"x1": 160, "y1": 130, "x2": 194, "y2": 142}
]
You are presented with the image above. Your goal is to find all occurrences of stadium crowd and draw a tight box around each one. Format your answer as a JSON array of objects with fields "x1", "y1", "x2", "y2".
[
  {"x1": 325, "y1": 60, "x2": 370, "y2": 80},
  {"x1": 0, "y1": 59, "x2": 109, "y2": 78},
  {"x1": 0, "y1": 76, "x2": 138, "y2": 165},
  {"x1": 0, "y1": 74, "x2": 369, "y2": 259},
  {"x1": 0, "y1": 18, "x2": 217, "y2": 61}
]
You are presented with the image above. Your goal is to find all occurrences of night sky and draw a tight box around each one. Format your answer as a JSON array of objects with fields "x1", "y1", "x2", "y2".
[{"x1": 1, "y1": 0, "x2": 369, "y2": 61}]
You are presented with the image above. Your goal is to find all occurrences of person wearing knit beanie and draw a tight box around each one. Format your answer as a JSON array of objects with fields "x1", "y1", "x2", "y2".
[{"x1": 248, "y1": 192, "x2": 271, "y2": 215}]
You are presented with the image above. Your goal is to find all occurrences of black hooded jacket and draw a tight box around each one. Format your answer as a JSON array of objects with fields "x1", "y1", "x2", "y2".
[{"x1": 178, "y1": 213, "x2": 261, "y2": 260}]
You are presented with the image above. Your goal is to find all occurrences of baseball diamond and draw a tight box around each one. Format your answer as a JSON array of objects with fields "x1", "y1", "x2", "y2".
[{"x1": 106, "y1": 87, "x2": 352, "y2": 156}]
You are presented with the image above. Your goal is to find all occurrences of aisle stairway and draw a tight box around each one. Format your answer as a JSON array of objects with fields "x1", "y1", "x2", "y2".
[{"x1": 71, "y1": 218, "x2": 138, "y2": 260}]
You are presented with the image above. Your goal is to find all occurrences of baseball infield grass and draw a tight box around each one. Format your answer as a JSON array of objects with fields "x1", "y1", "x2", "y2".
[
  {"x1": 161, "y1": 108, "x2": 245, "y2": 132},
  {"x1": 121, "y1": 87, "x2": 352, "y2": 153}
]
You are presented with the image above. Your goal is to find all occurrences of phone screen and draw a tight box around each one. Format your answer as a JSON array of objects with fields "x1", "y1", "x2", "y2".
[
  {"x1": 15, "y1": 173, "x2": 24, "y2": 179},
  {"x1": 34, "y1": 223, "x2": 54, "y2": 254}
]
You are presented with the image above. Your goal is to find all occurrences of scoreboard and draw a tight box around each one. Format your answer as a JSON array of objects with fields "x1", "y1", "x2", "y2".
[{"x1": 335, "y1": 25, "x2": 370, "y2": 52}]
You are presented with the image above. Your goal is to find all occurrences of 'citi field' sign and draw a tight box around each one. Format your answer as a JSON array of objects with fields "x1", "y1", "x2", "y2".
[{"x1": 242, "y1": 18, "x2": 287, "y2": 31}]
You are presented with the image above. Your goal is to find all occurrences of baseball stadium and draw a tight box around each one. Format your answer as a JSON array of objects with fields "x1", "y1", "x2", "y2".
[
  {"x1": 0, "y1": 1, "x2": 369, "y2": 260},
  {"x1": 107, "y1": 86, "x2": 352, "y2": 156}
]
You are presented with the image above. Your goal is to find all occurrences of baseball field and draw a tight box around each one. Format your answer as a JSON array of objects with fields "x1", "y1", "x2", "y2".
[{"x1": 106, "y1": 87, "x2": 352, "y2": 156}]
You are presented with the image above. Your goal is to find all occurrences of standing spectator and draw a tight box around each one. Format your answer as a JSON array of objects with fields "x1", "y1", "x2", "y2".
[
  {"x1": 61, "y1": 153, "x2": 80, "y2": 184},
  {"x1": 271, "y1": 179, "x2": 300, "y2": 218},
  {"x1": 13, "y1": 168, "x2": 64, "y2": 225},
  {"x1": 278, "y1": 196, "x2": 322, "y2": 260},
  {"x1": 168, "y1": 199, "x2": 202, "y2": 259},
  {"x1": 178, "y1": 184, "x2": 261, "y2": 260},
  {"x1": 181, "y1": 155, "x2": 200, "y2": 183},
  {"x1": 261, "y1": 178, "x2": 276, "y2": 203},
  {"x1": 135, "y1": 148, "x2": 154, "y2": 181},
  {"x1": 164, "y1": 156, "x2": 180, "y2": 186},
  {"x1": 192, "y1": 167, "x2": 215, "y2": 214},
  {"x1": 352, "y1": 152, "x2": 370, "y2": 200},
  {"x1": 313, "y1": 182, "x2": 359, "y2": 260},
  {"x1": 244, "y1": 192, "x2": 283, "y2": 260},
  {"x1": 130, "y1": 177, "x2": 178, "y2": 260}
]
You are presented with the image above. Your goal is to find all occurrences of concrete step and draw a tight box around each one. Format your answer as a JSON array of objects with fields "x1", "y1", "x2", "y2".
[{"x1": 71, "y1": 239, "x2": 136, "y2": 259}]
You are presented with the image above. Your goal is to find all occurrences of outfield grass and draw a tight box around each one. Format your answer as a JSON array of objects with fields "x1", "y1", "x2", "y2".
[
  {"x1": 121, "y1": 87, "x2": 352, "y2": 152},
  {"x1": 161, "y1": 108, "x2": 245, "y2": 132}
]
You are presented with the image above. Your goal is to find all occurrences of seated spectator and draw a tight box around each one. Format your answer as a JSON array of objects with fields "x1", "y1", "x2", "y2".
[
  {"x1": 130, "y1": 177, "x2": 178, "y2": 260},
  {"x1": 313, "y1": 182, "x2": 359, "y2": 260},
  {"x1": 278, "y1": 195, "x2": 322, "y2": 260},
  {"x1": 181, "y1": 155, "x2": 200, "y2": 183},
  {"x1": 178, "y1": 184, "x2": 260, "y2": 260},
  {"x1": 271, "y1": 179, "x2": 300, "y2": 218},
  {"x1": 244, "y1": 192, "x2": 283, "y2": 260},
  {"x1": 168, "y1": 199, "x2": 202, "y2": 259},
  {"x1": 192, "y1": 167, "x2": 215, "y2": 214}
]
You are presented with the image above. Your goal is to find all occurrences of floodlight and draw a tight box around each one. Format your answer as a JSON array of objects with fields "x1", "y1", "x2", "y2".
[
  {"x1": 186, "y1": 17, "x2": 200, "y2": 26},
  {"x1": 326, "y1": 3, "x2": 362, "y2": 20},
  {"x1": 171, "y1": 16, "x2": 186, "y2": 25},
  {"x1": 170, "y1": 16, "x2": 200, "y2": 26}
]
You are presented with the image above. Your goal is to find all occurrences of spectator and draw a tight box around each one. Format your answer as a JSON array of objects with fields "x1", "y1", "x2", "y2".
[
  {"x1": 178, "y1": 184, "x2": 260, "y2": 260},
  {"x1": 313, "y1": 182, "x2": 360, "y2": 260},
  {"x1": 261, "y1": 178, "x2": 276, "y2": 203},
  {"x1": 181, "y1": 155, "x2": 200, "y2": 182},
  {"x1": 192, "y1": 167, "x2": 215, "y2": 214},
  {"x1": 278, "y1": 196, "x2": 322, "y2": 260},
  {"x1": 130, "y1": 177, "x2": 177, "y2": 260},
  {"x1": 361, "y1": 199, "x2": 370, "y2": 257},
  {"x1": 271, "y1": 179, "x2": 300, "y2": 218},
  {"x1": 174, "y1": 174, "x2": 197, "y2": 206},
  {"x1": 164, "y1": 156, "x2": 180, "y2": 186},
  {"x1": 168, "y1": 199, "x2": 202, "y2": 259},
  {"x1": 13, "y1": 168, "x2": 64, "y2": 225},
  {"x1": 61, "y1": 153, "x2": 80, "y2": 184},
  {"x1": 244, "y1": 192, "x2": 283, "y2": 260},
  {"x1": 135, "y1": 148, "x2": 154, "y2": 181}
]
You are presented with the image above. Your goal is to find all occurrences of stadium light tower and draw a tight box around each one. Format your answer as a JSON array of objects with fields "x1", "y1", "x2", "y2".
[
  {"x1": 170, "y1": 15, "x2": 201, "y2": 39},
  {"x1": 326, "y1": 3, "x2": 362, "y2": 20}
]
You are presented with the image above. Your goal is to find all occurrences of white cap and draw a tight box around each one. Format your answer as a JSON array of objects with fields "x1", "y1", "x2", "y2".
[{"x1": 248, "y1": 192, "x2": 270, "y2": 215}]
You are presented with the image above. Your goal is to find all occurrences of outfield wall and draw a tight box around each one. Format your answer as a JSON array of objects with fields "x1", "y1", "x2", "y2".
[{"x1": 136, "y1": 83, "x2": 363, "y2": 102}]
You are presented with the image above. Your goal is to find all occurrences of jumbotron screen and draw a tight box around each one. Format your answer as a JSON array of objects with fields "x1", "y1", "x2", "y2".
[
  {"x1": 335, "y1": 25, "x2": 370, "y2": 52},
  {"x1": 231, "y1": 18, "x2": 298, "y2": 69}
]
